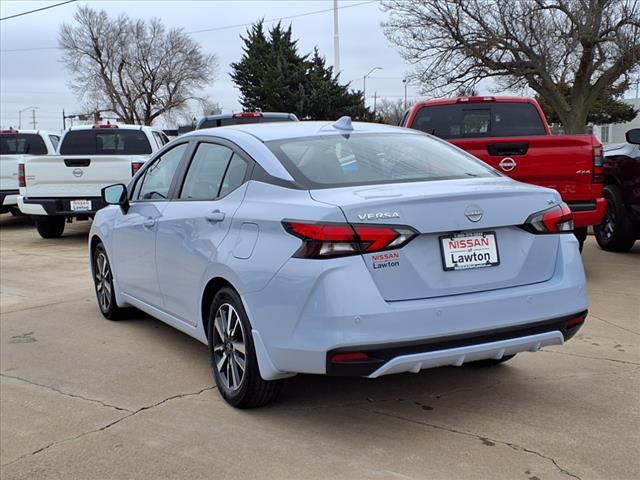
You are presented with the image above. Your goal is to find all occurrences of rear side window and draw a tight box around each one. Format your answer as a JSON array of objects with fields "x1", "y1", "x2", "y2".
[
  {"x1": 267, "y1": 132, "x2": 496, "y2": 188},
  {"x1": 60, "y1": 129, "x2": 152, "y2": 155},
  {"x1": 49, "y1": 135, "x2": 60, "y2": 151},
  {"x1": 180, "y1": 143, "x2": 233, "y2": 200},
  {"x1": 411, "y1": 103, "x2": 546, "y2": 138},
  {"x1": 0, "y1": 134, "x2": 47, "y2": 155}
]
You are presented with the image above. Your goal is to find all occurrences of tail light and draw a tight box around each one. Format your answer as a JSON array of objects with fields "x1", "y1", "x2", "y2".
[
  {"x1": 521, "y1": 203, "x2": 573, "y2": 234},
  {"x1": 282, "y1": 221, "x2": 418, "y2": 259},
  {"x1": 233, "y1": 112, "x2": 263, "y2": 118},
  {"x1": 18, "y1": 163, "x2": 26, "y2": 187},
  {"x1": 593, "y1": 146, "x2": 604, "y2": 183},
  {"x1": 131, "y1": 162, "x2": 144, "y2": 176}
]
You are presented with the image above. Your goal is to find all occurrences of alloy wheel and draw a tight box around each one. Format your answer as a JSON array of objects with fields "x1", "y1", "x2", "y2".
[
  {"x1": 212, "y1": 303, "x2": 246, "y2": 391},
  {"x1": 95, "y1": 251, "x2": 112, "y2": 312},
  {"x1": 598, "y1": 203, "x2": 616, "y2": 242}
]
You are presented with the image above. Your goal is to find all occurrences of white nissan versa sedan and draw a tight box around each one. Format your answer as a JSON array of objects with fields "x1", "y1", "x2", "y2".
[{"x1": 90, "y1": 118, "x2": 588, "y2": 408}]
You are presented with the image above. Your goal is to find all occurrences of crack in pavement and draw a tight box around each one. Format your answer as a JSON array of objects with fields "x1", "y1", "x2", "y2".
[
  {"x1": 541, "y1": 349, "x2": 640, "y2": 366},
  {"x1": 1, "y1": 298, "x2": 88, "y2": 315},
  {"x1": 1, "y1": 385, "x2": 216, "y2": 468},
  {"x1": 359, "y1": 406, "x2": 582, "y2": 480},
  {"x1": 0, "y1": 372, "x2": 132, "y2": 413},
  {"x1": 588, "y1": 314, "x2": 640, "y2": 336}
]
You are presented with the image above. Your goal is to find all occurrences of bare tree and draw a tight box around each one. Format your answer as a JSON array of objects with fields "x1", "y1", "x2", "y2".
[
  {"x1": 376, "y1": 98, "x2": 407, "y2": 125},
  {"x1": 59, "y1": 6, "x2": 217, "y2": 125},
  {"x1": 383, "y1": 0, "x2": 640, "y2": 133}
]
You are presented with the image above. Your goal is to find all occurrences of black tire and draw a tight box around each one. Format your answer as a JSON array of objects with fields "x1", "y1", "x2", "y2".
[
  {"x1": 34, "y1": 216, "x2": 65, "y2": 239},
  {"x1": 207, "y1": 287, "x2": 283, "y2": 408},
  {"x1": 9, "y1": 207, "x2": 23, "y2": 216},
  {"x1": 573, "y1": 227, "x2": 587, "y2": 253},
  {"x1": 466, "y1": 354, "x2": 516, "y2": 367},
  {"x1": 594, "y1": 185, "x2": 636, "y2": 252},
  {"x1": 92, "y1": 243, "x2": 126, "y2": 320}
]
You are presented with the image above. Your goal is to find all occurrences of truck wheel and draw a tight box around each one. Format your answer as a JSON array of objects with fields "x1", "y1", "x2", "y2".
[
  {"x1": 207, "y1": 287, "x2": 283, "y2": 408},
  {"x1": 10, "y1": 207, "x2": 23, "y2": 217},
  {"x1": 594, "y1": 185, "x2": 636, "y2": 252},
  {"x1": 34, "y1": 216, "x2": 65, "y2": 239},
  {"x1": 574, "y1": 227, "x2": 587, "y2": 253}
]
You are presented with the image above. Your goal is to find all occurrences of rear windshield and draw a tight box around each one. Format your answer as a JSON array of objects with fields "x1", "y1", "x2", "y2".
[
  {"x1": 411, "y1": 103, "x2": 546, "y2": 139},
  {"x1": 60, "y1": 129, "x2": 152, "y2": 155},
  {"x1": 0, "y1": 134, "x2": 47, "y2": 155},
  {"x1": 199, "y1": 115, "x2": 296, "y2": 129},
  {"x1": 267, "y1": 132, "x2": 496, "y2": 188}
]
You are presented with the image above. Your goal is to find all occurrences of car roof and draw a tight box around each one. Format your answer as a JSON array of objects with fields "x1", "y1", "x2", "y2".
[
  {"x1": 200, "y1": 112, "x2": 295, "y2": 121},
  {"x1": 186, "y1": 120, "x2": 417, "y2": 142},
  {"x1": 66, "y1": 124, "x2": 158, "y2": 131},
  {"x1": 0, "y1": 129, "x2": 59, "y2": 135}
]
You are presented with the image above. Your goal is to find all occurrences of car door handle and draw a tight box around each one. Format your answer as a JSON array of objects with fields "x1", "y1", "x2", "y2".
[
  {"x1": 205, "y1": 210, "x2": 226, "y2": 223},
  {"x1": 143, "y1": 217, "x2": 157, "y2": 229}
]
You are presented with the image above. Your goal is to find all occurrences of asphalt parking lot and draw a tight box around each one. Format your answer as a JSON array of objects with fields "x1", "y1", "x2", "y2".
[{"x1": 0, "y1": 214, "x2": 638, "y2": 480}]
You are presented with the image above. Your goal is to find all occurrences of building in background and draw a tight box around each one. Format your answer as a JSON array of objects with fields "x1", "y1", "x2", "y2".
[{"x1": 592, "y1": 98, "x2": 640, "y2": 145}]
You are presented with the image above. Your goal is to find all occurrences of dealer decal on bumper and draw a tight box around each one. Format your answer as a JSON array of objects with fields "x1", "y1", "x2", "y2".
[{"x1": 371, "y1": 252, "x2": 400, "y2": 270}]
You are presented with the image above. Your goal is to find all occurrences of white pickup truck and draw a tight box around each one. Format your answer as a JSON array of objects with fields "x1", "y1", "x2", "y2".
[
  {"x1": 18, "y1": 124, "x2": 169, "y2": 238},
  {"x1": 1, "y1": 129, "x2": 60, "y2": 215}
]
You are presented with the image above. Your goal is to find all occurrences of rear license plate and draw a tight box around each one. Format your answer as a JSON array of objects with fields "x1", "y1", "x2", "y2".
[
  {"x1": 70, "y1": 200, "x2": 92, "y2": 211},
  {"x1": 440, "y1": 231, "x2": 500, "y2": 271}
]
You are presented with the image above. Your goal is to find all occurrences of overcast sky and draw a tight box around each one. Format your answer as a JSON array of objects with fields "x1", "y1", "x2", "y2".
[{"x1": 1, "y1": 0, "x2": 442, "y2": 131}]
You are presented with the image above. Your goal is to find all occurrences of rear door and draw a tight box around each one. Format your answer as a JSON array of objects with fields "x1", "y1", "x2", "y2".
[
  {"x1": 112, "y1": 142, "x2": 189, "y2": 307},
  {"x1": 155, "y1": 140, "x2": 251, "y2": 325}
]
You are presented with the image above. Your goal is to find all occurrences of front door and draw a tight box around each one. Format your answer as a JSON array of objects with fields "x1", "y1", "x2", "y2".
[{"x1": 112, "y1": 142, "x2": 188, "y2": 307}]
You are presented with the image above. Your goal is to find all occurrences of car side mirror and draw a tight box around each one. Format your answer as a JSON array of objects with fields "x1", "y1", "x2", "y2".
[
  {"x1": 626, "y1": 128, "x2": 640, "y2": 145},
  {"x1": 102, "y1": 184, "x2": 129, "y2": 213}
]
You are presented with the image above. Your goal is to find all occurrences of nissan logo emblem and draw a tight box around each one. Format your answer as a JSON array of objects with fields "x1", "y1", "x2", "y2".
[
  {"x1": 72, "y1": 168, "x2": 84, "y2": 178},
  {"x1": 464, "y1": 204, "x2": 484, "y2": 222},
  {"x1": 499, "y1": 157, "x2": 517, "y2": 172}
]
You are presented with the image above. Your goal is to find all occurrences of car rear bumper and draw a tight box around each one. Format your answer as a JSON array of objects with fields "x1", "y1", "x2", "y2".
[
  {"x1": 243, "y1": 233, "x2": 588, "y2": 379},
  {"x1": 18, "y1": 196, "x2": 105, "y2": 217},
  {"x1": 1, "y1": 189, "x2": 19, "y2": 207},
  {"x1": 569, "y1": 197, "x2": 606, "y2": 228}
]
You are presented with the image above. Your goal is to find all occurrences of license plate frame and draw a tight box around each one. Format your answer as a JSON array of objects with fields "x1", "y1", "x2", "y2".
[
  {"x1": 70, "y1": 199, "x2": 92, "y2": 211},
  {"x1": 440, "y1": 231, "x2": 500, "y2": 271}
]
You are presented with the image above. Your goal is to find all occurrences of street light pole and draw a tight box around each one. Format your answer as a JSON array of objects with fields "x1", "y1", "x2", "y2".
[
  {"x1": 402, "y1": 78, "x2": 408, "y2": 110},
  {"x1": 363, "y1": 67, "x2": 382, "y2": 108},
  {"x1": 18, "y1": 106, "x2": 37, "y2": 129}
]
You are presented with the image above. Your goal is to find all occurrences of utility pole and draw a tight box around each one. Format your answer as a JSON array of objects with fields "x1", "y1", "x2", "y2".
[
  {"x1": 402, "y1": 78, "x2": 408, "y2": 110},
  {"x1": 333, "y1": 0, "x2": 340, "y2": 75},
  {"x1": 363, "y1": 67, "x2": 382, "y2": 108},
  {"x1": 373, "y1": 91, "x2": 377, "y2": 116},
  {"x1": 31, "y1": 108, "x2": 37, "y2": 129},
  {"x1": 62, "y1": 109, "x2": 66, "y2": 130},
  {"x1": 18, "y1": 106, "x2": 37, "y2": 129}
]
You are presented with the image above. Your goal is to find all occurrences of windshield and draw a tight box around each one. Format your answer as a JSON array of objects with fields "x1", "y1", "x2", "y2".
[
  {"x1": 60, "y1": 129, "x2": 152, "y2": 155},
  {"x1": 266, "y1": 132, "x2": 497, "y2": 188}
]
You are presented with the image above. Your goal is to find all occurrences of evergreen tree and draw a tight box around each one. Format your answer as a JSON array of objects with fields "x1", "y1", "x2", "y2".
[{"x1": 231, "y1": 22, "x2": 372, "y2": 120}]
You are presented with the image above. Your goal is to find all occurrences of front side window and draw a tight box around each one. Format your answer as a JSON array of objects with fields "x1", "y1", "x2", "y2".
[
  {"x1": 137, "y1": 143, "x2": 187, "y2": 200},
  {"x1": 60, "y1": 129, "x2": 153, "y2": 155},
  {"x1": 267, "y1": 132, "x2": 496, "y2": 188}
]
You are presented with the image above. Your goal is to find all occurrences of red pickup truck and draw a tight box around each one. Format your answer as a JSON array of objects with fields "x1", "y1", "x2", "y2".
[{"x1": 401, "y1": 96, "x2": 606, "y2": 250}]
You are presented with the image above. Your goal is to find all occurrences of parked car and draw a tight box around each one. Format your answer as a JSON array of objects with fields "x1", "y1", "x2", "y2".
[
  {"x1": 90, "y1": 118, "x2": 588, "y2": 408},
  {"x1": 1, "y1": 129, "x2": 60, "y2": 215},
  {"x1": 196, "y1": 112, "x2": 298, "y2": 129},
  {"x1": 594, "y1": 128, "x2": 640, "y2": 252},
  {"x1": 18, "y1": 124, "x2": 169, "y2": 238},
  {"x1": 401, "y1": 96, "x2": 606, "y2": 251}
]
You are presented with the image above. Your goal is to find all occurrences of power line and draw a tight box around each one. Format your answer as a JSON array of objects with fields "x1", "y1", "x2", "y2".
[
  {"x1": 0, "y1": 0, "x2": 377, "y2": 53},
  {"x1": 0, "y1": 0, "x2": 77, "y2": 22}
]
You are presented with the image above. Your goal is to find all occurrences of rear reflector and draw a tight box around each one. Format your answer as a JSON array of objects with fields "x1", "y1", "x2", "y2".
[
  {"x1": 282, "y1": 221, "x2": 418, "y2": 259},
  {"x1": 521, "y1": 203, "x2": 573, "y2": 234},
  {"x1": 566, "y1": 314, "x2": 586, "y2": 328},
  {"x1": 131, "y1": 161, "x2": 144, "y2": 176},
  {"x1": 18, "y1": 163, "x2": 26, "y2": 187},
  {"x1": 331, "y1": 352, "x2": 369, "y2": 363}
]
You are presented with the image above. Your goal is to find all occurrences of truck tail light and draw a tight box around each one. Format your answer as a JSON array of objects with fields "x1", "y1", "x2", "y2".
[
  {"x1": 521, "y1": 203, "x2": 573, "y2": 234},
  {"x1": 282, "y1": 221, "x2": 418, "y2": 259},
  {"x1": 593, "y1": 146, "x2": 604, "y2": 183},
  {"x1": 18, "y1": 163, "x2": 26, "y2": 187},
  {"x1": 131, "y1": 162, "x2": 144, "y2": 176}
]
